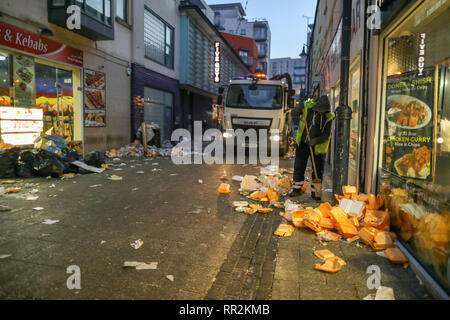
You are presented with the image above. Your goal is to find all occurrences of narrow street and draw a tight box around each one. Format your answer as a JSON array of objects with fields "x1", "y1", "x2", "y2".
[{"x1": 0, "y1": 157, "x2": 430, "y2": 300}]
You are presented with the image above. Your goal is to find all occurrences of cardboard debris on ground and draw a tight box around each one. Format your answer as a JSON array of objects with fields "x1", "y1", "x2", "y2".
[
  {"x1": 314, "y1": 249, "x2": 346, "y2": 273},
  {"x1": 218, "y1": 183, "x2": 231, "y2": 194},
  {"x1": 274, "y1": 224, "x2": 295, "y2": 237},
  {"x1": 316, "y1": 230, "x2": 342, "y2": 241},
  {"x1": 384, "y1": 247, "x2": 409, "y2": 264},
  {"x1": 5, "y1": 188, "x2": 21, "y2": 194},
  {"x1": 108, "y1": 175, "x2": 123, "y2": 181}
]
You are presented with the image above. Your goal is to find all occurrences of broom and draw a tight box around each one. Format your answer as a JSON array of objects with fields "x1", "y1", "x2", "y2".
[{"x1": 304, "y1": 118, "x2": 322, "y2": 199}]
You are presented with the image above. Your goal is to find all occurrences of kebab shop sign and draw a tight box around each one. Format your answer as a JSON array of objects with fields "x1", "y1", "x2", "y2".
[{"x1": 0, "y1": 21, "x2": 83, "y2": 67}]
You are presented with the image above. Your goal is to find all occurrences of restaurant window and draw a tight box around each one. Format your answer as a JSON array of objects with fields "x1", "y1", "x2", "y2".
[
  {"x1": 378, "y1": 0, "x2": 449, "y2": 292},
  {"x1": 116, "y1": 0, "x2": 128, "y2": 22},
  {"x1": 0, "y1": 50, "x2": 82, "y2": 146},
  {"x1": 144, "y1": 8, "x2": 174, "y2": 69}
]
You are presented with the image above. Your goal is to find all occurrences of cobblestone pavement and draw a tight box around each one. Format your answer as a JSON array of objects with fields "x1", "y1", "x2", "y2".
[{"x1": 0, "y1": 157, "x2": 430, "y2": 299}]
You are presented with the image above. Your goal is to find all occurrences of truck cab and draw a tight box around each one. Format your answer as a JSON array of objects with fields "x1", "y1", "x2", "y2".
[{"x1": 218, "y1": 73, "x2": 296, "y2": 156}]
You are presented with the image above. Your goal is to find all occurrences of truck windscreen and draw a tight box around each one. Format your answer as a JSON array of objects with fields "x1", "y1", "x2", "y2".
[{"x1": 226, "y1": 84, "x2": 283, "y2": 109}]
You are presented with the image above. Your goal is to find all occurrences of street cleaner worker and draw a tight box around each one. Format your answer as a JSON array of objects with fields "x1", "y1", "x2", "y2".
[{"x1": 290, "y1": 95, "x2": 335, "y2": 199}]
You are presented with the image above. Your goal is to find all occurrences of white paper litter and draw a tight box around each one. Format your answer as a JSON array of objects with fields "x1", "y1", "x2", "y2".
[
  {"x1": 376, "y1": 251, "x2": 388, "y2": 258},
  {"x1": 235, "y1": 206, "x2": 248, "y2": 212},
  {"x1": 108, "y1": 175, "x2": 123, "y2": 181},
  {"x1": 375, "y1": 286, "x2": 395, "y2": 300},
  {"x1": 339, "y1": 199, "x2": 365, "y2": 219},
  {"x1": 123, "y1": 261, "x2": 158, "y2": 270},
  {"x1": 100, "y1": 240, "x2": 106, "y2": 245},
  {"x1": 72, "y1": 160, "x2": 105, "y2": 174},
  {"x1": 130, "y1": 239, "x2": 144, "y2": 250},
  {"x1": 152, "y1": 163, "x2": 159, "y2": 166},
  {"x1": 26, "y1": 195, "x2": 39, "y2": 201},
  {"x1": 233, "y1": 201, "x2": 249, "y2": 207},
  {"x1": 198, "y1": 179, "x2": 203, "y2": 184},
  {"x1": 132, "y1": 188, "x2": 139, "y2": 191},
  {"x1": 90, "y1": 184, "x2": 103, "y2": 188},
  {"x1": 136, "y1": 171, "x2": 145, "y2": 174},
  {"x1": 170, "y1": 174, "x2": 178, "y2": 176},
  {"x1": 29, "y1": 189, "x2": 39, "y2": 194},
  {"x1": 43, "y1": 219, "x2": 59, "y2": 225},
  {"x1": 33, "y1": 207, "x2": 44, "y2": 211},
  {"x1": 152, "y1": 168, "x2": 162, "y2": 172},
  {"x1": 0, "y1": 254, "x2": 11, "y2": 259},
  {"x1": 49, "y1": 184, "x2": 56, "y2": 188},
  {"x1": 232, "y1": 176, "x2": 244, "y2": 182},
  {"x1": 113, "y1": 168, "x2": 123, "y2": 171},
  {"x1": 166, "y1": 275, "x2": 174, "y2": 282}
]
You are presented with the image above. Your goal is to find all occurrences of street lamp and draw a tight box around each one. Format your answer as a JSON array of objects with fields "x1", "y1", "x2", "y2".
[{"x1": 299, "y1": 44, "x2": 307, "y2": 58}]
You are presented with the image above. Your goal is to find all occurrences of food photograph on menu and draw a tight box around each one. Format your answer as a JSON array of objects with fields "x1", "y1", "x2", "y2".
[
  {"x1": 83, "y1": 69, "x2": 106, "y2": 127},
  {"x1": 383, "y1": 67, "x2": 435, "y2": 181}
]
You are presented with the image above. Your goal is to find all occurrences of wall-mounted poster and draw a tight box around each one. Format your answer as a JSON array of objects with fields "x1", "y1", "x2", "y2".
[
  {"x1": 13, "y1": 54, "x2": 36, "y2": 108},
  {"x1": 383, "y1": 67, "x2": 435, "y2": 181},
  {"x1": 83, "y1": 69, "x2": 105, "y2": 127}
]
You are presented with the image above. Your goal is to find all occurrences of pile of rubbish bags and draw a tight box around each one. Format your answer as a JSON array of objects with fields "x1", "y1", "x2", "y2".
[{"x1": 0, "y1": 135, "x2": 106, "y2": 179}]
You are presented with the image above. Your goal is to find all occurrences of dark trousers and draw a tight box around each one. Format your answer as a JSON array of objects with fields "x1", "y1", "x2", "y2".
[{"x1": 293, "y1": 142, "x2": 325, "y2": 188}]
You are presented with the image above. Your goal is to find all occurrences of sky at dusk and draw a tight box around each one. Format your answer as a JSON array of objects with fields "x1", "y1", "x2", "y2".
[{"x1": 206, "y1": 0, "x2": 318, "y2": 59}]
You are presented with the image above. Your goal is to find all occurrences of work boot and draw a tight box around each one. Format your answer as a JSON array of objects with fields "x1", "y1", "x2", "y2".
[
  {"x1": 289, "y1": 188, "x2": 303, "y2": 197},
  {"x1": 311, "y1": 192, "x2": 321, "y2": 201}
]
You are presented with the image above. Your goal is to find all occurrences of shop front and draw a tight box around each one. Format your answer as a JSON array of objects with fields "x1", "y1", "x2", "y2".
[
  {"x1": 375, "y1": 0, "x2": 449, "y2": 294},
  {"x1": 0, "y1": 21, "x2": 83, "y2": 150}
]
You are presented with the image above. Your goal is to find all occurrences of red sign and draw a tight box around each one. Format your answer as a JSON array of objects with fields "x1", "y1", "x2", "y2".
[{"x1": 0, "y1": 21, "x2": 83, "y2": 67}]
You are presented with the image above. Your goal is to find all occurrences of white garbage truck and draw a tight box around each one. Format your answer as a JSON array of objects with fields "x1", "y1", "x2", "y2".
[{"x1": 217, "y1": 72, "x2": 296, "y2": 156}]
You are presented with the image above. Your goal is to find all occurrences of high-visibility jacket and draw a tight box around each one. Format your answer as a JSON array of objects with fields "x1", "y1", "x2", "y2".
[{"x1": 296, "y1": 100, "x2": 335, "y2": 155}]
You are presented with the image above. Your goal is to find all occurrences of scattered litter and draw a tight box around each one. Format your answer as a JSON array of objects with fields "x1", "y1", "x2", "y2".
[
  {"x1": 375, "y1": 286, "x2": 395, "y2": 300},
  {"x1": 113, "y1": 168, "x2": 123, "y2": 171},
  {"x1": 41, "y1": 234, "x2": 50, "y2": 238},
  {"x1": 170, "y1": 174, "x2": 178, "y2": 176},
  {"x1": 166, "y1": 275, "x2": 175, "y2": 282},
  {"x1": 130, "y1": 239, "x2": 144, "y2": 250},
  {"x1": 152, "y1": 168, "x2": 162, "y2": 172},
  {"x1": 29, "y1": 189, "x2": 39, "y2": 194},
  {"x1": 188, "y1": 208, "x2": 202, "y2": 214},
  {"x1": 108, "y1": 175, "x2": 123, "y2": 181},
  {"x1": 26, "y1": 195, "x2": 39, "y2": 201},
  {"x1": 316, "y1": 231, "x2": 342, "y2": 241},
  {"x1": 0, "y1": 204, "x2": 12, "y2": 212},
  {"x1": 49, "y1": 184, "x2": 56, "y2": 188},
  {"x1": 325, "y1": 189, "x2": 333, "y2": 193},
  {"x1": 0, "y1": 187, "x2": 4, "y2": 196},
  {"x1": 384, "y1": 247, "x2": 409, "y2": 264},
  {"x1": 136, "y1": 171, "x2": 145, "y2": 174},
  {"x1": 376, "y1": 251, "x2": 388, "y2": 258},
  {"x1": 123, "y1": 261, "x2": 158, "y2": 270},
  {"x1": 198, "y1": 179, "x2": 203, "y2": 184},
  {"x1": 5, "y1": 187, "x2": 21, "y2": 194},
  {"x1": 90, "y1": 184, "x2": 103, "y2": 188},
  {"x1": 60, "y1": 173, "x2": 76, "y2": 179},
  {"x1": 233, "y1": 201, "x2": 249, "y2": 207},
  {"x1": 152, "y1": 163, "x2": 159, "y2": 166},
  {"x1": 42, "y1": 219, "x2": 59, "y2": 225},
  {"x1": 0, "y1": 254, "x2": 12, "y2": 259},
  {"x1": 232, "y1": 176, "x2": 243, "y2": 182},
  {"x1": 2, "y1": 181, "x2": 16, "y2": 185},
  {"x1": 274, "y1": 224, "x2": 295, "y2": 237},
  {"x1": 71, "y1": 161, "x2": 105, "y2": 174},
  {"x1": 33, "y1": 207, "x2": 44, "y2": 211},
  {"x1": 132, "y1": 188, "x2": 139, "y2": 191},
  {"x1": 218, "y1": 183, "x2": 231, "y2": 194}
]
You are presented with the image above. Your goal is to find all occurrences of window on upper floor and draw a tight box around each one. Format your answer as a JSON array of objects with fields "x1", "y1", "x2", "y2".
[
  {"x1": 144, "y1": 8, "x2": 174, "y2": 69},
  {"x1": 116, "y1": 0, "x2": 128, "y2": 23},
  {"x1": 72, "y1": 0, "x2": 112, "y2": 25}
]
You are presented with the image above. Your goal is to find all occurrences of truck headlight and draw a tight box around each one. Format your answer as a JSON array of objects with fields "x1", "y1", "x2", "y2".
[{"x1": 270, "y1": 135, "x2": 281, "y2": 142}]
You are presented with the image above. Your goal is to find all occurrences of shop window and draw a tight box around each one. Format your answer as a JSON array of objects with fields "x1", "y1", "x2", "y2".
[
  {"x1": 144, "y1": 8, "x2": 174, "y2": 69},
  {"x1": 349, "y1": 59, "x2": 360, "y2": 169},
  {"x1": 379, "y1": 0, "x2": 449, "y2": 292}
]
